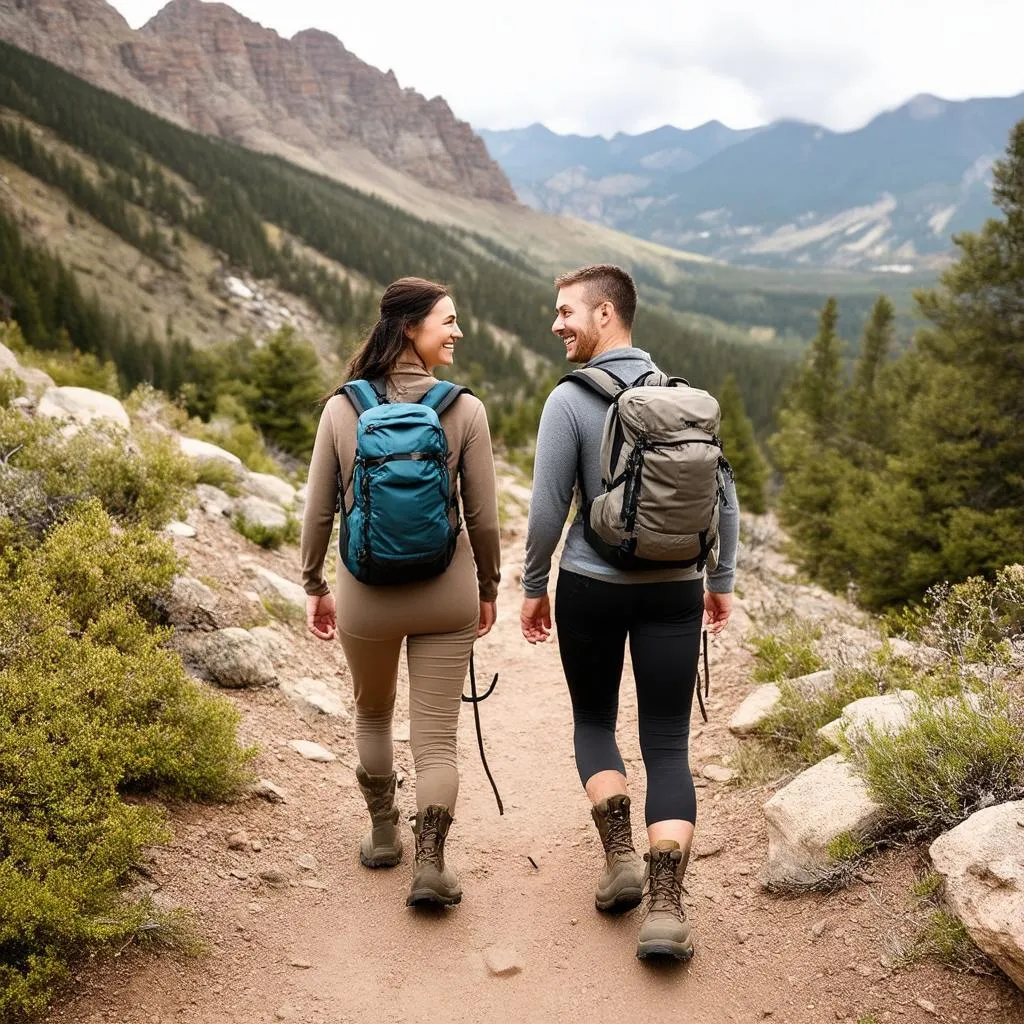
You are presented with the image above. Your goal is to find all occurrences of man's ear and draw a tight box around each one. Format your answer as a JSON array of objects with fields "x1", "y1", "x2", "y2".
[{"x1": 598, "y1": 301, "x2": 613, "y2": 326}]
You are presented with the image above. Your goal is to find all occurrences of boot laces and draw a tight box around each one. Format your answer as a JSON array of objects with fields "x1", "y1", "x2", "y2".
[
  {"x1": 605, "y1": 809, "x2": 635, "y2": 857},
  {"x1": 415, "y1": 811, "x2": 444, "y2": 866},
  {"x1": 645, "y1": 851, "x2": 684, "y2": 917}
]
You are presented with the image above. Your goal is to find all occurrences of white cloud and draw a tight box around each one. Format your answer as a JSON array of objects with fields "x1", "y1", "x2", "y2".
[{"x1": 109, "y1": 0, "x2": 1024, "y2": 137}]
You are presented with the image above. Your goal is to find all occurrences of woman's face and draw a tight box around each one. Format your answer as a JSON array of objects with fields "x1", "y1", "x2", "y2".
[{"x1": 407, "y1": 295, "x2": 463, "y2": 371}]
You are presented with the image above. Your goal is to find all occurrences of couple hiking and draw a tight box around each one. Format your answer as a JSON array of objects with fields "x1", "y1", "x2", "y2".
[{"x1": 299, "y1": 264, "x2": 738, "y2": 962}]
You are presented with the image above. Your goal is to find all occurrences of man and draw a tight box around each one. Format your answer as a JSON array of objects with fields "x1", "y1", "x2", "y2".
[{"x1": 520, "y1": 264, "x2": 738, "y2": 962}]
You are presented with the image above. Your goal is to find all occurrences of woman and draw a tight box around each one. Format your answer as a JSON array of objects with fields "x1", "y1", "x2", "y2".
[{"x1": 301, "y1": 277, "x2": 500, "y2": 908}]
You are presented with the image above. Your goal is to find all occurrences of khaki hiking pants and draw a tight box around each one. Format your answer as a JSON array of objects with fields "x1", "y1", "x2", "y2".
[{"x1": 336, "y1": 535, "x2": 478, "y2": 812}]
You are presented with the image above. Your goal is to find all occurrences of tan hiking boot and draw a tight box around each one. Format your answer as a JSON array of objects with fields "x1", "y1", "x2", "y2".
[
  {"x1": 591, "y1": 794, "x2": 645, "y2": 912},
  {"x1": 355, "y1": 765, "x2": 403, "y2": 868},
  {"x1": 406, "y1": 805, "x2": 462, "y2": 907},
  {"x1": 636, "y1": 840, "x2": 694, "y2": 962}
]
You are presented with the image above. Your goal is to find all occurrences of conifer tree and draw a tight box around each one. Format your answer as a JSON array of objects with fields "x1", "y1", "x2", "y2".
[
  {"x1": 718, "y1": 374, "x2": 768, "y2": 514},
  {"x1": 847, "y1": 295, "x2": 895, "y2": 457}
]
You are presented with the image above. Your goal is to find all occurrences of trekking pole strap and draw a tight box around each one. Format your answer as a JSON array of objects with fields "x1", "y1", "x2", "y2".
[
  {"x1": 462, "y1": 650, "x2": 504, "y2": 815},
  {"x1": 695, "y1": 628, "x2": 710, "y2": 723}
]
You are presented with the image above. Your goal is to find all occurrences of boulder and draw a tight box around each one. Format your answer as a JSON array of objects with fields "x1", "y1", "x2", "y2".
[
  {"x1": 165, "y1": 520, "x2": 198, "y2": 539},
  {"x1": 729, "y1": 669, "x2": 835, "y2": 736},
  {"x1": 280, "y1": 677, "x2": 347, "y2": 722},
  {"x1": 0, "y1": 341, "x2": 55, "y2": 395},
  {"x1": 818, "y1": 690, "x2": 921, "y2": 747},
  {"x1": 235, "y1": 496, "x2": 289, "y2": 531},
  {"x1": 245, "y1": 471, "x2": 297, "y2": 507},
  {"x1": 930, "y1": 801, "x2": 1024, "y2": 990},
  {"x1": 249, "y1": 626, "x2": 292, "y2": 667},
  {"x1": 36, "y1": 386, "x2": 130, "y2": 430},
  {"x1": 178, "y1": 435, "x2": 243, "y2": 467},
  {"x1": 163, "y1": 575, "x2": 220, "y2": 630},
  {"x1": 762, "y1": 754, "x2": 885, "y2": 888},
  {"x1": 246, "y1": 565, "x2": 306, "y2": 614},
  {"x1": 179, "y1": 627, "x2": 277, "y2": 688},
  {"x1": 288, "y1": 739, "x2": 336, "y2": 762},
  {"x1": 196, "y1": 484, "x2": 235, "y2": 519}
]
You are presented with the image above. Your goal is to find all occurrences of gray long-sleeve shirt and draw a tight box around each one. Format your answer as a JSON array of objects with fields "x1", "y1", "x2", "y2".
[{"x1": 522, "y1": 347, "x2": 739, "y2": 598}]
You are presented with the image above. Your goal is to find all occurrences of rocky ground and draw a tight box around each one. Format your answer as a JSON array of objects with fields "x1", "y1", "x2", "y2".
[{"x1": 38, "y1": 479, "x2": 1024, "y2": 1024}]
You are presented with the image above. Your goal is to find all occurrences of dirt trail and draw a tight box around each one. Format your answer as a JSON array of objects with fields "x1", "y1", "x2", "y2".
[{"x1": 45, "y1": 510, "x2": 1024, "y2": 1024}]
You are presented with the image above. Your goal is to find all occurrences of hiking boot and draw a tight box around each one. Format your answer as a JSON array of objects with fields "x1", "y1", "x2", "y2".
[
  {"x1": 591, "y1": 794, "x2": 644, "y2": 912},
  {"x1": 355, "y1": 765, "x2": 403, "y2": 868},
  {"x1": 406, "y1": 805, "x2": 462, "y2": 907},
  {"x1": 636, "y1": 840, "x2": 694, "y2": 962}
]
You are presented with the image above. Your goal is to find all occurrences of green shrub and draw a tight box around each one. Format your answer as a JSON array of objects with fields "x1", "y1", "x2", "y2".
[
  {"x1": 843, "y1": 690, "x2": 1024, "y2": 839},
  {"x1": 0, "y1": 503, "x2": 255, "y2": 1018},
  {"x1": 0, "y1": 369, "x2": 24, "y2": 408},
  {"x1": 0, "y1": 409, "x2": 195, "y2": 541},
  {"x1": 748, "y1": 617, "x2": 825, "y2": 683},
  {"x1": 24, "y1": 348, "x2": 121, "y2": 394},
  {"x1": 194, "y1": 457, "x2": 243, "y2": 496},
  {"x1": 903, "y1": 872, "x2": 994, "y2": 974},
  {"x1": 232, "y1": 511, "x2": 299, "y2": 550}
]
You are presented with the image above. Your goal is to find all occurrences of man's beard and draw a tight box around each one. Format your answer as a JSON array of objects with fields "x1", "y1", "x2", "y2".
[{"x1": 567, "y1": 322, "x2": 600, "y2": 363}]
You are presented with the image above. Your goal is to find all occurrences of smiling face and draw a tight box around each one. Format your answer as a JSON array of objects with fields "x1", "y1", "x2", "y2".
[
  {"x1": 406, "y1": 295, "x2": 463, "y2": 371},
  {"x1": 552, "y1": 283, "x2": 603, "y2": 363}
]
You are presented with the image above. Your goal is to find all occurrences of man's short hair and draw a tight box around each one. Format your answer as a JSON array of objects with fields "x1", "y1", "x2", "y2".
[{"x1": 554, "y1": 264, "x2": 638, "y2": 330}]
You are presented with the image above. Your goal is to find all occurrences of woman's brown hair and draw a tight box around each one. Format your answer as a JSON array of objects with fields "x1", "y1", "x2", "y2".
[{"x1": 344, "y1": 277, "x2": 449, "y2": 384}]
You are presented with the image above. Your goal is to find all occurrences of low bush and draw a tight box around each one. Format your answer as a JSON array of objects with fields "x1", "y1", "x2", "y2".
[
  {"x1": 232, "y1": 511, "x2": 299, "y2": 550},
  {"x1": 194, "y1": 457, "x2": 243, "y2": 496},
  {"x1": 843, "y1": 690, "x2": 1024, "y2": 839},
  {"x1": 0, "y1": 369, "x2": 25, "y2": 408},
  {"x1": 0, "y1": 408, "x2": 195, "y2": 542},
  {"x1": 748, "y1": 617, "x2": 825, "y2": 683},
  {"x1": 23, "y1": 348, "x2": 121, "y2": 394},
  {"x1": 0, "y1": 502, "x2": 255, "y2": 1018}
]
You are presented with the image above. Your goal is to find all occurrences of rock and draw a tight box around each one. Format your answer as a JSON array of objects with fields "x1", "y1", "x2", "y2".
[
  {"x1": 259, "y1": 867, "x2": 289, "y2": 887},
  {"x1": 818, "y1": 690, "x2": 921, "y2": 747},
  {"x1": 249, "y1": 626, "x2": 292, "y2": 668},
  {"x1": 246, "y1": 565, "x2": 306, "y2": 614},
  {"x1": 885, "y1": 637, "x2": 944, "y2": 666},
  {"x1": 810, "y1": 918, "x2": 829, "y2": 939},
  {"x1": 280, "y1": 677, "x2": 346, "y2": 721},
  {"x1": 393, "y1": 721, "x2": 411, "y2": 743},
  {"x1": 729, "y1": 684, "x2": 782, "y2": 735},
  {"x1": 162, "y1": 575, "x2": 220, "y2": 630},
  {"x1": 694, "y1": 840, "x2": 726, "y2": 859},
  {"x1": 288, "y1": 740, "x2": 336, "y2": 762},
  {"x1": 762, "y1": 755, "x2": 885, "y2": 888},
  {"x1": 235, "y1": 496, "x2": 289, "y2": 531},
  {"x1": 929, "y1": 800, "x2": 1024, "y2": 990},
  {"x1": 483, "y1": 945, "x2": 523, "y2": 977},
  {"x1": 0, "y1": 340, "x2": 54, "y2": 395},
  {"x1": 36, "y1": 385, "x2": 130, "y2": 429},
  {"x1": 196, "y1": 484, "x2": 235, "y2": 519},
  {"x1": 702, "y1": 764, "x2": 736, "y2": 783},
  {"x1": 226, "y1": 830, "x2": 250, "y2": 851},
  {"x1": 177, "y1": 435, "x2": 243, "y2": 467},
  {"x1": 178, "y1": 628, "x2": 277, "y2": 688},
  {"x1": 288, "y1": 958, "x2": 313, "y2": 969},
  {"x1": 915, "y1": 998, "x2": 938, "y2": 1016},
  {"x1": 165, "y1": 520, "x2": 197, "y2": 539},
  {"x1": 296, "y1": 853, "x2": 318, "y2": 873},
  {"x1": 253, "y1": 779, "x2": 287, "y2": 803},
  {"x1": 245, "y1": 471, "x2": 297, "y2": 507}
]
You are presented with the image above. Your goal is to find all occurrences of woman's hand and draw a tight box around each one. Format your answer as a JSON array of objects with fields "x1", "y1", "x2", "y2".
[
  {"x1": 520, "y1": 594, "x2": 552, "y2": 644},
  {"x1": 306, "y1": 592, "x2": 337, "y2": 641},
  {"x1": 703, "y1": 591, "x2": 732, "y2": 635},
  {"x1": 478, "y1": 600, "x2": 497, "y2": 638}
]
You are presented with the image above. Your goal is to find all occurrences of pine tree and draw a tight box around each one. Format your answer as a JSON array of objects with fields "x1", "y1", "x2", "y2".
[
  {"x1": 718, "y1": 374, "x2": 768, "y2": 514},
  {"x1": 844, "y1": 120, "x2": 1024, "y2": 606},
  {"x1": 848, "y1": 295, "x2": 895, "y2": 457}
]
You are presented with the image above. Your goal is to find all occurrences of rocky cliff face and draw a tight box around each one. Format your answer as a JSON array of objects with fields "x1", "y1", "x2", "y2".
[{"x1": 0, "y1": 0, "x2": 516, "y2": 202}]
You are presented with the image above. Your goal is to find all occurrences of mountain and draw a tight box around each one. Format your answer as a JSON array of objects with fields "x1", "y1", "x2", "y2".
[
  {"x1": 0, "y1": 0, "x2": 515, "y2": 202},
  {"x1": 482, "y1": 94, "x2": 1024, "y2": 269}
]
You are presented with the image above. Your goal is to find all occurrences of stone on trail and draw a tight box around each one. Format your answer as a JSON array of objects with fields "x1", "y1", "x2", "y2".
[
  {"x1": 162, "y1": 574, "x2": 220, "y2": 630},
  {"x1": 929, "y1": 800, "x2": 1024, "y2": 990},
  {"x1": 729, "y1": 670, "x2": 836, "y2": 736},
  {"x1": 296, "y1": 853, "x2": 318, "y2": 873},
  {"x1": 818, "y1": 690, "x2": 921, "y2": 748},
  {"x1": 165, "y1": 520, "x2": 198, "y2": 539},
  {"x1": 702, "y1": 764, "x2": 736, "y2": 783},
  {"x1": 483, "y1": 945, "x2": 524, "y2": 977},
  {"x1": 245, "y1": 471, "x2": 297, "y2": 507},
  {"x1": 179, "y1": 627, "x2": 277, "y2": 688},
  {"x1": 250, "y1": 626, "x2": 292, "y2": 668},
  {"x1": 196, "y1": 483, "x2": 234, "y2": 519},
  {"x1": 36, "y1": 385, "x2": 131, "y2": 429},
  {"x1": 226, "y1": 830, "x2": 250, "y2": 851},
  {"x1": 288, "y1": 739, "x2": 336, "y2": 763},
  {"x1": 252, "y1": 779, "x2": 288, "y2": 803},
  {"x1": 280, "y1": 677, "x2": 346, "y2": 721},
  {"x1": 762, "y1": 754, "x2": 884, "y2": 888},
  {"x1": 246, "y1": 565, "x2": 306, "y2": 613}
]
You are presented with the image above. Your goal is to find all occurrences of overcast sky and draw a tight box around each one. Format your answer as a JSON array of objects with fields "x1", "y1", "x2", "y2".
[{"x1": 109, "y1": 0, "x2": 1024, "y2": 137}]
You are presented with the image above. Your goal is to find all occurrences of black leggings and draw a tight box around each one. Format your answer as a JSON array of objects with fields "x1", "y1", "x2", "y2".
[{"x1": 554, "y1": 570, "x2": 704, "y2": 827}]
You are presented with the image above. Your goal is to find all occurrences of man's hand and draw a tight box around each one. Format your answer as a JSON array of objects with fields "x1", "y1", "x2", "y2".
[
  {"x1": 306, "y1": 592, "x2": 337, "y2": 641},
  {"x1": 520, "y1": 594, "x2": 552, "y2": 644},
  {"x1": 478, "y1": 600, "x2": 497, "y2": 638},
  {"x1": 703, "y1": 591, "x2": 732, "y2": 635}
]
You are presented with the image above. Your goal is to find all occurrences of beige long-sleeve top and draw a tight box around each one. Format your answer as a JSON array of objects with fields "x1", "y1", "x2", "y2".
[{"x1": 300, "y1": 361, "x2": 502, "y2": 601}]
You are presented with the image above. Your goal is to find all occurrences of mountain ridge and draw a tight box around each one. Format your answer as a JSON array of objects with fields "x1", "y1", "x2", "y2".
[{"x1": 0, "y1": 0, "x2": 516, "y2": 202}]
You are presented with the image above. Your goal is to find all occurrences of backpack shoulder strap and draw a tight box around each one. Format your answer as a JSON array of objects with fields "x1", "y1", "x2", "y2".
[
  {"x1": 418, "y1": 381, "x2": 474, "y2": 416},
  {"x1": 557, "y1": 366, "x2": 628, "y2": 402},
  {"x1": 340, "y1": 379, "x2": 385, "y2": 415}
]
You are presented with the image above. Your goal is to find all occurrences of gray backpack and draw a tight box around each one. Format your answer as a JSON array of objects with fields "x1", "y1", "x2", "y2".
[{"x1": 561, "y1": 366, "x2": 728, "y2": 571}]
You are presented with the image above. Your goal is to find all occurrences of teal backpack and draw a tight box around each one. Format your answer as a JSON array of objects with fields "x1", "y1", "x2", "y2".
[{"x1": 337, "y1": 379, "x2": 470, "y2": 586}]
